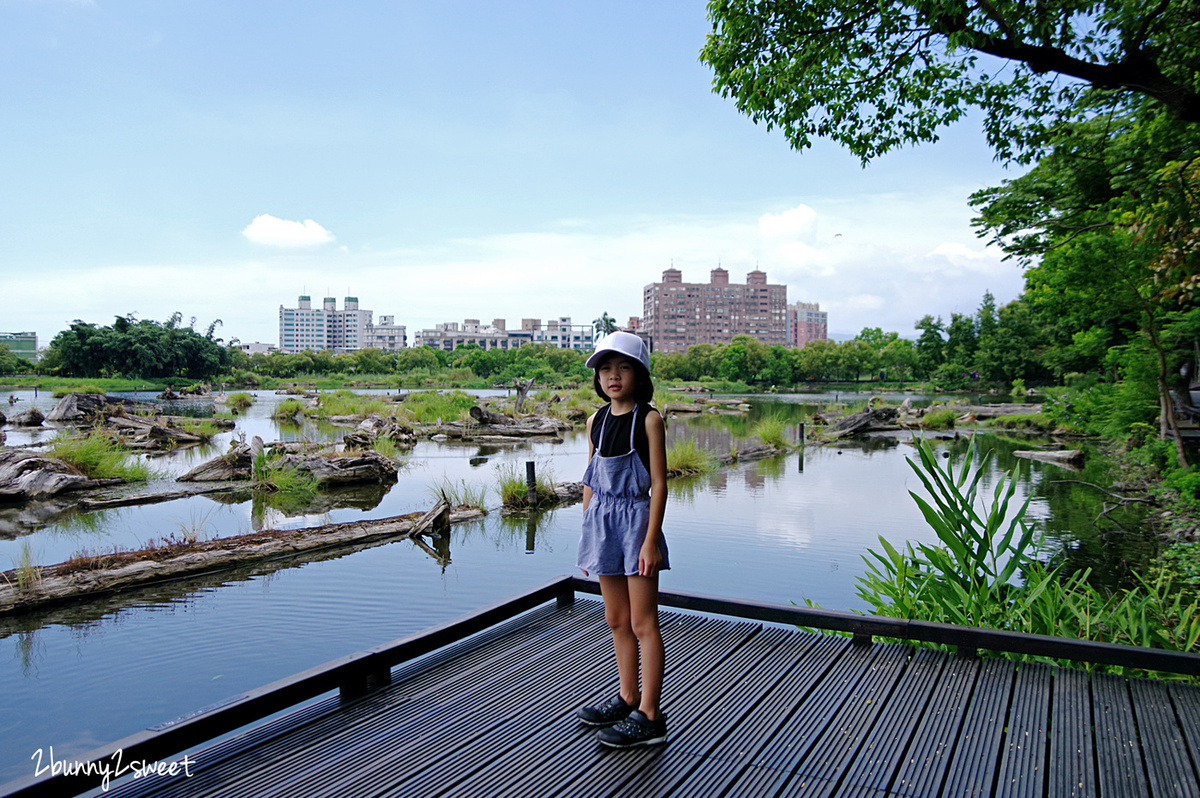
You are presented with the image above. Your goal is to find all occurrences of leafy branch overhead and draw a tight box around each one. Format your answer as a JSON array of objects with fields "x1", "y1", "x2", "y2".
[{"x1": 701, "y1": 0, "x2": 1200, "y2": 164}]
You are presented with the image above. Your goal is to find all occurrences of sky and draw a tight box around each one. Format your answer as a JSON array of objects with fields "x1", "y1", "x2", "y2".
[{"x1": 2, "y1": 0, "x2": 1028, "y2": 350}]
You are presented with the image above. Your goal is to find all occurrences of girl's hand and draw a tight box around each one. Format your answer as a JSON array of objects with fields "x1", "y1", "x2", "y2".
[{"x1": 638, "y1": 538, "x2": 662, "y2": 577}]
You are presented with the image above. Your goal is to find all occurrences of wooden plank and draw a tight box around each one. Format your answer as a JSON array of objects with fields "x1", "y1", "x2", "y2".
[
  {"x1": 1047, "y1": 666, "x2": 1095, "y2": 798},
  {"x1": 1092, "y1": 673, "x2": 1148, "y2": 798},
  {"x1": 436, "y1": 612, "x2": 763, "y2": 792},
  {"x1": 778, "y1": 644, "x2": 913, "y2": 797},
  {"x1": 942, "y1": 657, "x2": 1017, "y2": 797},
  {"x1": 833, "y1": 647, "x2": 948, "y2": 797},
  {"x1": 1168, "y1": 681, "x2": 1200, "y2": 776},
  {"x1": 888, "y1": 652, "x2": 980, "y2": 797},
  {"x1": 994, "y1": 663, "x2": 1052, "y2": 798},
  {"x1": 1130, "y1": 676, "x2": 1200, "y2": 798}
]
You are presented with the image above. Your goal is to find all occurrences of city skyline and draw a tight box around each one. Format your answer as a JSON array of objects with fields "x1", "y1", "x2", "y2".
[{"x1": 4, "y1": 1, "x2": 1025, "y2": 350}]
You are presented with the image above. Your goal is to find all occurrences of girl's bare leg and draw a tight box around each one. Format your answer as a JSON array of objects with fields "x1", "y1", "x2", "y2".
[
  {"x1": 598, "y1": 575, "x2": 640, "y2": 707},
  {"x1": 627, "y1": 573, "x2": 663, "y2": 720}
]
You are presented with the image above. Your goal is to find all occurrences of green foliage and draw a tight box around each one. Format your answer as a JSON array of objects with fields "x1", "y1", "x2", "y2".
[
  {"x1": 271, "y1": 398, "x2": 306, "y2": 420},
  {"x1": 702, "y1": 0, "x2": 1200, "y2": 166},
  {"x1": 752, "y1": 414, "x2": 789, "y2": 449},
  {"x1": 45, "y1": 312, "x2": 230, "y2": 379},
  {"x1": 843, "y1": 439, "x2": 1200, "y2": 676},
  {"x1": 226, "y1": 392, "x2": 255, "y2": 411},
  {"x1": 49, "y1": 431, "x2": 154, "y2": 482},
  {"x1": 666, "y1": 439, "x2": 717, "y2": 475},
  {"x1": 312, "y1": 390, "x2": 388, "y2": 418},
  {"x1": 495, "y1": 462, "x2": 557, "y2": 509},
  {"x1": 398, "y1": 390, "x2": 477, "y2": 424},
  {"x1": 920, "y1": 408, "x2": 958, "y2": 430},
  {"x1": 429, "y1": 478, "x2": 487, "y2": 510}
]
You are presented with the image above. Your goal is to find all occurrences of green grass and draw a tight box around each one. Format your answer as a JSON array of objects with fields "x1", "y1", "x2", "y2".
[
  {"x1": 51, "y1": 384, "x2": 105, "y2": 398},
  {"x1": 495, "y1": 461, "x2": 557, "y2": 509},
  {"x1": 428, "y1": 477, "x2": 488, "y2": 509},
  {"x1": 49, "y1": 431, "x2": 154, "y2": 482},
  {"x1": 752, "y1": 414, "x2": 789, "y2": 449},
  {"x1": 226, "y1": 392, "x2": 255, "y2": 411},
  {"x1": 666, "y1": 439, "x2": 717, "y2": 476},
  {"x1": 177, "y1": 419, "x2": 219, "y2": 441},
  {"x1": 312, "y1": 390, "x2": 389, "y2": 418},
  {"x1": 399, "y1": 390, "x2": 478, "y2": 424},
  {"x1": 369, "y1": 436, "x2": 409, "y2": 460},
  {"x1": 920, "y1": 408, "x2": 958, "y2": 430},
  {"x1": 271, "y1": 398, "x2": 307, "y2": 420}
]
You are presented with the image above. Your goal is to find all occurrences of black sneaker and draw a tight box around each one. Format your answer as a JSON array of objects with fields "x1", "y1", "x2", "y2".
[
  {"x1": 596, "y1": 710, "x2": 668, "y2": 748},
  {"x1": 576, "y1": 694, "x2": 637, "y2": 727}
]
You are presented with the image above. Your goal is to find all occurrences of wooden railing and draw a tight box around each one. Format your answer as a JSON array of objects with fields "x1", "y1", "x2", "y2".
[{"x1": 4, "y1": 574, "x2": 1197, "y2": 797}]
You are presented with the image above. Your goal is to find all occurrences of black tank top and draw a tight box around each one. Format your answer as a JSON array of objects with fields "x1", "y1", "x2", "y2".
[{"x1": 591, "y1": 403, "x2": 653, "y2": 471}]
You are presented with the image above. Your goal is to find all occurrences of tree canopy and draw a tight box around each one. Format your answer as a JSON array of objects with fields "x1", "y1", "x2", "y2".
[{"x1": 701, "y1": 0, "x2": 1200, "y2": 163}]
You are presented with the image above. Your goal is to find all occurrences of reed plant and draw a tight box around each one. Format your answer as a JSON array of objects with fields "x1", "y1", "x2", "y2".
[
  {"x1": 428, "y1": 477, "x2": 488, "y2": 510},
  {"x1": 399, "y1": 390, "x2": 477, "y2": 424},
  {"x1": 666, "y1": 439, "x2": 717, "y2": 476},
  {"x1": 226, "y1": 392, "x2": 255, "y2": 412},
  {"x1": 495, "y1": 461, "x2": 557, "y2": 509},
  {"x1": 177, "y1": 419, "x2": 219, "y2": 441},
  {"x1": 314, "y1": 390, "x2": 388, "y2": 418},
  {"x1": 752, "y1": 414, "x2": 789, "y2": 449},
  {"x1": 919, "y1": 407, "x2": 957, "y2": 430},
  {"x1": 49, "y1": 431, "x2": 154, "y2": 482},
  {"x1": 271, "y1": 398, "x2": 306, "y2": 420},
  {"x1": 838, "y1": 438, "x2": 1200, "y2": 678}
]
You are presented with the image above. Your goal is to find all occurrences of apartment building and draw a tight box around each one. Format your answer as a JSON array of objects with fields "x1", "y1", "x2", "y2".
[
  {"x1": 0, "y1": 331, "x2": 37, "y2": 362},
  {"x1": 414, "y1": 317, "x2": 592, "y2": 352},
  {"x1": 788, "y1": 302, "x2": 829, "y2": 348},
  {"x1": 641, "y1": 267, "x2": 788, "y2": 353},
  {"x1": 278, "y1": 295, "x2": 407, "y2": 354}
]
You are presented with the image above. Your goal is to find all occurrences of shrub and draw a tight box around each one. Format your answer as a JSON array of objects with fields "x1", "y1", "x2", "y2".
[
  {"x1": 49, "y1": 431, "x2": 154, "y2": 482},
  {"x1": 666, "y1": 439, "x2": 717, "y2": 476},
  {"x1": 271, "y1": 398, "x2": 306, "y2": 420},
  {"x1": 227, "y1": 392, "x2": 255, "y2": 411},
  {"x1": 920, "y1": 408, "x2": 957, "y2": 430},
  {"x1": 495, "y1": 461, "x2": 557, "y2": 509}
]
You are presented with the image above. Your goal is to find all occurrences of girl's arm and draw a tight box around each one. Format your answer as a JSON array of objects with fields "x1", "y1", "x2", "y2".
[
  {"x1": 639, "y1": 409, "x2": 668, "y2": 577},
  {"x1": 581, "y1": 412, "x2": 596, "y2": 513}
]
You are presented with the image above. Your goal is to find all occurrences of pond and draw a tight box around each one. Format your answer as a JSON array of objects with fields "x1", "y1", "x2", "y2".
[{"x1": 0, "y1": 388, "x2": 1152, "y2": 785}]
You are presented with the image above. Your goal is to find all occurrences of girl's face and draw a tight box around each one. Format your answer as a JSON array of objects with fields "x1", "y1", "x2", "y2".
[{"x1": 597, "y1": 355, "x2": 639, "y2": 402}]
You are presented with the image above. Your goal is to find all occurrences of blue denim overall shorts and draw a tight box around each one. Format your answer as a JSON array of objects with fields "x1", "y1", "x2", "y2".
[{"x1": 577, "y1": 405, "x2": 670, "y2": 576}]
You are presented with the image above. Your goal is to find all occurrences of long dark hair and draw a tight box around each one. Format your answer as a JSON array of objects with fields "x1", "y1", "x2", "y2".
[{"x1": 592, "y1": 353, "x2": 654, "y2": 404}]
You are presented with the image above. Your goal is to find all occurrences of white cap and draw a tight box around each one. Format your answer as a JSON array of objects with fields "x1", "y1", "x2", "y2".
[{"x1": 586, "y1": 331, "x2": 650, "y2": 371}]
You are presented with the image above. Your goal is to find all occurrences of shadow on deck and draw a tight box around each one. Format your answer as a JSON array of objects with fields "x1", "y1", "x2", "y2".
[{"x1": 5, "y1": 576, "x2": 1200, "y2": 797}]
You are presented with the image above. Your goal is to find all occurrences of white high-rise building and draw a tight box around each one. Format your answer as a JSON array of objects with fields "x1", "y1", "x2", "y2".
[{"x1": 278, "y1": 295, "x2": 406, "y2": 354}]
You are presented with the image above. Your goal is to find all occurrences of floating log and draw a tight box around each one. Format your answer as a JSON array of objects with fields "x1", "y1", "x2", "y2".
[
  {"x1": 277, "y1": 450, "x2": 399, "y2": 486},
  {"x1": 179, "y1": 443, "x2": 253, "y2": 482},
  {"x1": 1014, "y1": 449, "x2": 1085, "y2": 466},
  {"x1": 0, "y1": 503, "x2": 486, "y2": 614},
  {"x1": 833, "y1": 407, "x2": 899, "y2": 435},
  {"x1": 78, "y1": 484, "x2": 240, "y2": 510}
]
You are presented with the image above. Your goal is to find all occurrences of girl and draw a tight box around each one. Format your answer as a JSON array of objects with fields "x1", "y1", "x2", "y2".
[{"x1": 575, "y1": 331, "x2": 670, "y2": 748}]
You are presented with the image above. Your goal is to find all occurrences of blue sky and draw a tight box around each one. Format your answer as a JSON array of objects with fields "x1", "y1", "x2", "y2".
[{"x1": 2, "y1": 0, "x2": 1026, "y2": 350}]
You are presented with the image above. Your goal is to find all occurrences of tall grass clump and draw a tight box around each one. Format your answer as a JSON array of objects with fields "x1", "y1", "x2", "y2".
[
  {"x1": 49, "y1": 431, "x2": 154, "y2": 482},
  {"x1": 313, "y1": 390, "x2": 388, "y2": 418},
  {"x1": 400, "y1": 390, "x2": 477, "y2": 424},
  {"x1": 51, "y1": 385, "x2": 105, "y2": 398},
  {"x1": 226, "y1": 392, "x2": 255, "y2": 412},
  {"x1": 271, "y1": 398, "x2": 307, "y2": 420},
  {"x1": 919, "y1": 407, "x2": 957, "y2": 430},
  {"x1": 666, "y1": 439, "x2": 717, "y2": 476},
  {"x1": 825, "y1": 438, "x2": 1200, "y2": 677},
  {"x1": 495, "y1": 461, "x2": 557, "y2": 509},
  {"x1": 752, "y1": 414, "x2": 789, "y2": 449},
  {"x1": 429, "y1": 478, "x2": 488, "y2": 510}
]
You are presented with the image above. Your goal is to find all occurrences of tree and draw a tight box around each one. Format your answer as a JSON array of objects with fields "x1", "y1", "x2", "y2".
[
  {"x1": 913, "y1": 315, "x2": 946, "y2": 379},
  {"x1": 701, "y1": 0, "x2": 1200, "y2": 164},
  {"x1": 593, "y1": 312, "x2": 618, "y2": 340}
]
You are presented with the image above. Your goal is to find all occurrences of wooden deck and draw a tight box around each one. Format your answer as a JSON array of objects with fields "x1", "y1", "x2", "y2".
[{"x1": 6, "y1": 577, "x2": 1200, "y2": 798}]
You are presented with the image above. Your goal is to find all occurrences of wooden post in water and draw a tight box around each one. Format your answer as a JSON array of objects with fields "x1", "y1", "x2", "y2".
[{"x1": 525, "y1": 461, "x2": 537, "y2": 507}]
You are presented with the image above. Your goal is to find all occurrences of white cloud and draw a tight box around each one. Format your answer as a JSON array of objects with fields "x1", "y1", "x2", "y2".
[
  {"x1": 928, "y1": 242, "x2": 988, "y2": 260},
  {"x1": 759, "y1": 205, "x2": 817, "y2": 240},
  {"x1": 242, "y1": 214, "x2": 335, "y2": 247}
]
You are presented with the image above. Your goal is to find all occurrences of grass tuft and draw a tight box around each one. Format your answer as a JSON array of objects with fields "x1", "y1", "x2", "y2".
[
  {"x1": 49, "y1": 431, "x2": 154, "y2": 482},
  {"x1": 666, "y1": 439, "x2": 717, "y2": 476}
]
